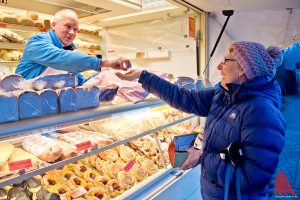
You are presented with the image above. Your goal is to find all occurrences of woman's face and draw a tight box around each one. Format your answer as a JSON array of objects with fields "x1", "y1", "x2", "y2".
[
  {"x1": 217, "y1": 49, "x2": 245, "y2": 90},
  {"x1": 51, "y1": 17, "x2": 78, "y2": 46}
]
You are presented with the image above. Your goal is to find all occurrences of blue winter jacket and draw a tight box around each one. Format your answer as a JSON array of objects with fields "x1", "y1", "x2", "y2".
[
  {"x1": 15, "y1": 29, "x2": 100, "y2": 85},
  {"x1": 139, "y1": 70, "x2": 286, "y2": 199}
]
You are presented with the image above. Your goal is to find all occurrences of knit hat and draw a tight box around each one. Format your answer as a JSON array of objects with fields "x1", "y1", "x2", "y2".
[{"x1": 231, "y1": 41, "x2": 283, "y2": 80}]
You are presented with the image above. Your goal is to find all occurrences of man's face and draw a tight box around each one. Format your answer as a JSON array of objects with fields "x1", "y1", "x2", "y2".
[{"x1": 52, "y1": 17, "x2": 78, "y2": 46}]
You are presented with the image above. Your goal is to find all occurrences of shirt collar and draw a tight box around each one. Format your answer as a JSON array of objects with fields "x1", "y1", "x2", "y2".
[{"x1": 49, "y1": 29, "x2": 77, "y2": 50}]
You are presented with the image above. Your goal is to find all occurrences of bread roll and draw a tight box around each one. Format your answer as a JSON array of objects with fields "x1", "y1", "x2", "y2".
[
  {"x1": 0, "y1": 14, "x2": 19, "y2": 24},
  {"x1": 34, "y1": 21, "x2": 43, "y2": 28},
  {"x1": 27, "y1": 11, "x2": 38, "y2": 20},
  {"x1": 43, "y1": 19, "x2": 51, "y2": 29},
  {"x1": 0, "y1": 142, "x2": 14, "y2": 170},
  {"x1": 17, "y1": 16, "x2": 34, "y2": 26}
]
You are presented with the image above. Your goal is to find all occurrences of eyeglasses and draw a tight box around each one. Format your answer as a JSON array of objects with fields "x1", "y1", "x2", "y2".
[{"x1": 222, "y1": 58, "x2": 237, "y2": 64}]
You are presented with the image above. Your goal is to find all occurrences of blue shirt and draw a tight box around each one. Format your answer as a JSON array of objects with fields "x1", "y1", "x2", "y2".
[{"x1": 15, "y1": 29, "x2": 100, "y2": 85}]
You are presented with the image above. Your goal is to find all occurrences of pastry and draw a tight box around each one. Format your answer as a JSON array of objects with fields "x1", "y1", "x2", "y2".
[
  {"x1": 17, "y1": 16, "x2": 34, "y2": 26},
  {"x1": 22, "y1": 135, "x2": 62, "y2": 162},
  {"x1": 88, "y1": 155, "x2": 98, "y2": 168},
  {"x1": 61, "y1": 169, "x2": 75, "y2": 181},
  {"x1": 94, "y1": 176, "x2": 110, "y2": 187},
  {"x1": 0, "y1": 142, "x2": 14, "y2": 170},
  {"x1": 119, "y1": 145, "x2": 136, "y2": 162},
  {"x1": 95, "y1": 158, "x2": 105, "y2": 174},
  {"x1": 0, "y1": 188, "x2": 7, "y2": 199},
  {"x1": 99, "y1": 149, "x2": 118, "y2": 162},
  {"x1": 83, "y1": 183, "x2": 94, "y2": 192},
  {"x1": 26, "y1": 177, "x2": 42, "y2": 193},
  {"x1": 27, "y1": 11, "x2": 38, "y2": 20},
  {"x1": 74, "y1": 164, "x2": 90, "y2": 178},
  {"x1": 141, "y1": 159, "x2": 158, "y2": 176},
  {"x1": 69, "y1": 176, "x2": 87, "y2": 188},
  {"x1": 51, "y1": 184, "x2": 71, "y2": 196},
  {"x1": 56, "y1": 140, "x2": 78, "y2": 160},
  {"x1": 117, "y1": 171, "x2": 137, "y2": 190},
  {"x1": 130, "y1": 164, "x2": 148, "y2": 182},
  {"x1": 151, "y1": 155, "x2": 164, "y2": 168},
  {"x1": 135, "y1": 156, "x2": 147, "y2": 166},
  {"x1": 106, "y1": 179, "x2": 124, "y2": 198},
  {"x1": 83, "y1": 170, "x2": 100, "y2": 183},
  {"x1": 85, "y1": 188, "x2": 110, "y2": 200},
  {"x1": 41, "y1": 174, "x2": 60, "y2": 188}
]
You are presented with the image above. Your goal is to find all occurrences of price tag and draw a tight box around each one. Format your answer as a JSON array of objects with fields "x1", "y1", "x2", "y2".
[
  {"x1": 39, "y1": 28, "x2": 47, "y2": 32},
  {"x1": 70, "y1": 187, "x2": 87, "y2": 198},
  {"x1": 0, "y1": 23, "x2": 7, "y2": 28},
  {"x1": 123, "y1": 160, "x2": 135, "y2": 172},
  {"x1": 9, "y1": 159, "x2": 33, "y2": 171},
  {"x1": 76, "y1": 141, "x2": 92, "y2": 151}
]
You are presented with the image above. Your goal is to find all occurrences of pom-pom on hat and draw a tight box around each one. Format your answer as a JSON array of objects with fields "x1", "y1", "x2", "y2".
[{"x1": 230, "y1": 41, "x2": 283, "y2": 80}]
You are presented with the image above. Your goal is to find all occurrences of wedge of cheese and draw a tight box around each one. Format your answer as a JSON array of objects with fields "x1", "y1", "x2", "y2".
[{"x1": 0, "y1": 142, "x2": 14, "y2": 171}]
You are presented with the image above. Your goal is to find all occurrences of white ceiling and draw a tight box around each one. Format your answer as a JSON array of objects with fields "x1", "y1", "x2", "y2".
[{"x1": 184, "y1": 0, "x2": 300, "y2": 12}]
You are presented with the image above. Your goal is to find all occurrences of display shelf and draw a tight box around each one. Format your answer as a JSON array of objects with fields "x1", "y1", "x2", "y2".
[
  {"x1": 0, "y1": 99, "x2": 164, "y2": 138},
  {"x1": 76, "y1": 48, "x2": 102, "y2": 55},
  {"x1": 0, "y1": 23, "x2": 47, "y2": 33},
  {"x1": 0, "y1": 61, "x2": 19, "y2": 67},
  {"x1": 0, "y1": 42, "x2": 25, "y2": 50},
  {"x1": 77, "y1": 33, "x2": 102, "y2": 41},
  {"x1": 0, "y1": 114, "x2": 195, "y2": 187}
]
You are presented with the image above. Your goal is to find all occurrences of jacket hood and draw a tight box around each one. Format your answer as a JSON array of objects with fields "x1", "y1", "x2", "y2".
[{"x1": 224, "y1": 76, "x2": 282, "y2": 109}]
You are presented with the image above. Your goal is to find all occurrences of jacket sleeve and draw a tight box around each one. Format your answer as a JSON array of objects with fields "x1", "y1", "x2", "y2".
[
  {"x1": 237, "y1": 105, "x2": 285, "y2": 193},
  {"x1": 24, "y1": 34, "x2": 100, "y2": 73},
  {"x1": 138, "y1": 70, "x2": 215, "y2": 116}
]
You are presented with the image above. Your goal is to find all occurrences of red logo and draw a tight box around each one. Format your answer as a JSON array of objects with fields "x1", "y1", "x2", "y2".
[{"x1": 275, "y1": 171, "x2": 297, "y2": 197}]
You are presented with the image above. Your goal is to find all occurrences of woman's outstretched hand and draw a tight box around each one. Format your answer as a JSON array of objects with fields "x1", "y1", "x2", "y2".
[
  {"x1": 178, "y1": 147, "x2": 202, "y2": 170},
  {"x1": 115, "y1": 69, "x2": 142, "y2": 81}
]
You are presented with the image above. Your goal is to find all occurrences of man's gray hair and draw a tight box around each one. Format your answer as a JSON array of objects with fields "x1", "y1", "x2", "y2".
[{"x1": 53, "y1": 9, "x2": 78, "y2": 23}]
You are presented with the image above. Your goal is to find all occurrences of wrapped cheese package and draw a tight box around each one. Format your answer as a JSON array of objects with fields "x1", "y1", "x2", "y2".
[
  {"x1": 40, "y1": 89, "x2": 58, "y2": 115},
  {"x1": 19, "y1": 91, "x2": 43, "y2": 119},
  {"x1": 58, "y1": 87, "x2": 77, "y2": 113},
  {"x1": 76, "y1": 86, "x2": 100, "y2": 110},
  {"x1": 0, "y1": 91, "x2": 19, "y2": 124}
]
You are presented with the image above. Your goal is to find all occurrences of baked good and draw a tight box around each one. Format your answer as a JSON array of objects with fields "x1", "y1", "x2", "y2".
[
  {"x1": 0, "y1": 14, "x2": 18, "y2": 24},
  {"x1": 95, "y1": 158, "x2": 105, "y2": 173},
  {"x1": 0, "y1": 142, "x2": 14, "y2": 170},
  {"x1": 0, "y1": 29, "x2": 25, "y2": 43},
  {"x1": 17, "y1": 16, "x2": 34, "y2": 26},
  {"x1": 88, "y1": 155, "x2": 98, "y2": 168},
  {"x1": 85, "y1": 188, "x2": 110, "y2": 200},
  {"x1": 42, "y1": 174, "x2": 60, "y2": 188},
  {"x1": 99, "y1": 149, "x2": 118, "y2": 162},
  {"x1": 141, "y1": 159, "x2": 158, "y2": 176},
  {"x1": 34, "y1": 21, "x2": 43, "y2": 28},
  {"x1": 117, "y1": 171, "x2": 137, "y2": 190},
  {"x1": 69, "y1": 176, "x2": 87, "y2": 189},
  {"x1": 27, "y1": 11, "x2": 38, "y2": 20},
  {"x1": 26, "y1": 177, "x2": 42, "y2": 193},
  {"x1": 0, "y1": 188, "x2": 7, "y2": 199},
  {"x1": 119, "y1": 145, "x2": 136, "y2": 162},
  {"x1": 22, "y1": 135, "x2": 62, "y2": 162},
  {"x1": 56, "y1": 140, "x2": 77, "y2": 160},
  {"x1": 74, "y1": 164, "x2": 90, "y2": 178},
  {"x1": 106, "y1": 179, "x2": 124, "y2": 198},
  {"x1": 40, "y1": 89, "x2": 59, "y2": 115},
  {"x1": 83, "y1": 170, "x2": 100, "y2": 183},
  {"x1": 61, "y1": 169, "x2": 75, "y2": 181},
  {"x1": 94, "y1": 176, "x2": 110, "y2": 186},
  {"x1": 0, "y1": 34, "x2": 9, "y2": 42},
  {"x1": 135, "y1": 156, "x2": 147, "y2": 166},
  {"x1": 51, "y1": 183, "x2": 71, "y2": 196},
  {"x1": 151, "y1": 155, "x2": 165, "y2": 168},
  {"x1": 130, "y1": 164, "x2": 148, "y2": 182},
  {"x1": 43, "y1": 19, "x2": 51, "y2": 29}
]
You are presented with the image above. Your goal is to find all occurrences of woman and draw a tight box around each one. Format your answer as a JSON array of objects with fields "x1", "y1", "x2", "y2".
[{"x1": 117, "y1": 41, "x2": 286, "y2": 199}]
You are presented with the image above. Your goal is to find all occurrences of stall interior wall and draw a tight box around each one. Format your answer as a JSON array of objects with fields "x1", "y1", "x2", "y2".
[
  {"x1": 105, "y1": 15, "x2": 198, "y2": 78},
  {"x1": 207, "y1": 9, "x2": 300, "y2": 84}
]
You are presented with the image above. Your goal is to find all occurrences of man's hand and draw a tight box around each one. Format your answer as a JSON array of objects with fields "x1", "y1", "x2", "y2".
[
  {"x1": 178, "y1": 147, "x2": 202, "y2": 170},
  {"x1": 101, "y1": 57, "x2": 131, "y2": 70},
  {"x1": 115, "y1": 69, "x2": 142, "y2": 81}
]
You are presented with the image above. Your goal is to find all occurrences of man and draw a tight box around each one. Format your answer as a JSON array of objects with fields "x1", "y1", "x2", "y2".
[{"x1": 16, "y1": 9, "x2": 130, "y2": 85}]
